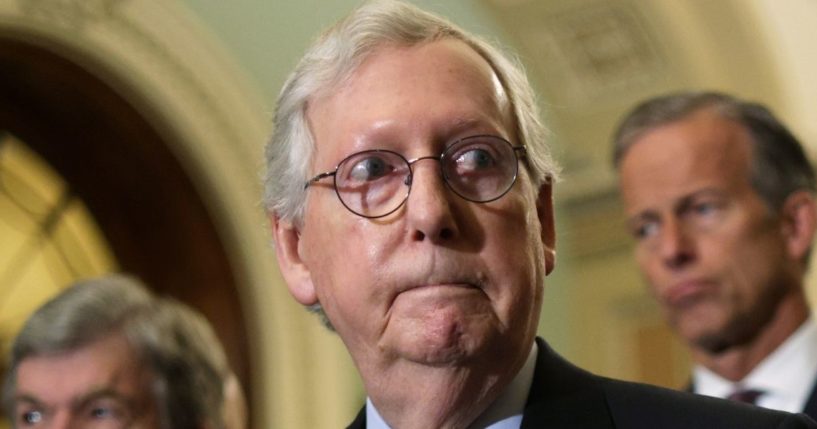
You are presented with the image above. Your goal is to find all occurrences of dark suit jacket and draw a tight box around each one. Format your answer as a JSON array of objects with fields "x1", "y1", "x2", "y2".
[
  {"x1": 805, "y1": 385, "x2": 817, "y2": 422},
  {"x1": 347, "y1": 338, "x2": 817, "y2": 428}
]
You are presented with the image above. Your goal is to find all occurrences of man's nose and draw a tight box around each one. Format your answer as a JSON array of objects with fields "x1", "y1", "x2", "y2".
[
  {"x1": 405, "y1": 159, "x2": 459, "y2": 242},
  {"x1": 49, "y1": 410, "x2": 72, "y2": 429},
  {"x1": 658, "y1": 217, "x2": 695, "y2": 269}
]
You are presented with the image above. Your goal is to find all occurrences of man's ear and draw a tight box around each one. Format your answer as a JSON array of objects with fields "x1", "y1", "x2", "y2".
[
  {"x1": 536, "y1": 180, "x2": 557, "y2": 275},
  {"x1": 271, "y1": 214, "x2": 318, "y2": 306},
  {"x1": 779, "y1": 190, "x2": 817, "y2": 264}
]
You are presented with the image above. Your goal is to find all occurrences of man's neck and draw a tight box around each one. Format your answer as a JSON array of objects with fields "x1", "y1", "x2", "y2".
[
  {"x1": 360, "y1": 345, "x2": 531, "y2": 429},
  {"x1": 692, "y1": 293, "x2": 810, "y2": 381}
]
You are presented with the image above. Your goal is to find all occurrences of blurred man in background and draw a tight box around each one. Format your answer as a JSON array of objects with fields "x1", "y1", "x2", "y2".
[
  {"x1": 613, "y1": 91, "x2": 817, "y2": 418},
  {"x1": 2, "y1": 274, "x2": 246, "y2": 429}
]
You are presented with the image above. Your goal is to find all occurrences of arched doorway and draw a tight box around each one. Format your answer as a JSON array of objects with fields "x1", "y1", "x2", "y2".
[{"x1": 0, "y1": 35, "x2": 251, "y2": 412}]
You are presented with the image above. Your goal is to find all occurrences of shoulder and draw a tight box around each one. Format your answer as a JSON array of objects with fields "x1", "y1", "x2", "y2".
[{"x1": 525, "y1": 338, "x2": 817, "y2": 429}]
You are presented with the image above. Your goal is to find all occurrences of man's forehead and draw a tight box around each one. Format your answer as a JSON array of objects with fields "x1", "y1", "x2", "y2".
[
  {"x1": 620, "y1": 113, "x2": 755, "y2": 215},
  {"x1": 633, "y1": 112, "x2": 751, "y2": 175},
  {"x1": 306, "y1": 39, "x2": 513, "y2": 152},
  {"x1": 17, "y1": 335, "x2": 144, "y2": 389},
  {"x1": 319, "y1": 38, "x2": 500, "y2": 88}
]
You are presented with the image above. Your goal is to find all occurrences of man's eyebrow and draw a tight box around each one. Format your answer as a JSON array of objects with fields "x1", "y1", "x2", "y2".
[
  {"x1": 626, "y1": 188, "x2": 729, "y2": 222},
  {"x1": 675, "y1": 189, "x2": 728, "y2": 209},
  {"x1": 448, "y1": 116, "x2": 482, "y2": 129},
  {"x1": 70, "y1": 387, "x2": 133, "y2": 409},
  {"x1": 354, "y1": 116, "x2": 502, "y2": 145},
  {"x1": 685, "y1": 188, "x2": 728, "y2": 199},
  {"x1": 446, "y1": 116, "x2": 501, "y2": 136},
  {"x1": 13, "y1": 394, "x2": 45, "y2": 407}
]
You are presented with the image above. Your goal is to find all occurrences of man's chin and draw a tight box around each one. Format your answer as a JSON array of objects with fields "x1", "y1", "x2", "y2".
[
  {"x1": 674, "y1": 317, "x2": 738, "y2": 354},
  {"x1": 668, "y1": 298, "x2": 764, "y2": 354},
  {"x1": 384, "y1": 324, "x2": 495, "y2": 367},
  {"x1": 683, "y1": 319, "x2": 763, "y2": 355},
  {"x1": 690, "y1": 332, "x2": 734, "y2": 354},
  {"x1": 401, "y1": 344, "x2": 471, "y2": 366},
  {"x1": 383, "y1": 298, "x2": 499, "y2": 365},
  {"x1": 672, "y1": 314, "x2": 719, "y2": 349}
]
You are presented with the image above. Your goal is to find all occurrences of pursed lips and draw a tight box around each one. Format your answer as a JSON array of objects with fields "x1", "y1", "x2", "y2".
[
  {"x1": 398, "y1": 281, "x2": 481, "y2": 294},
  {"x1": 393, "y1": 263, "x2": 486, "y2": 294}
]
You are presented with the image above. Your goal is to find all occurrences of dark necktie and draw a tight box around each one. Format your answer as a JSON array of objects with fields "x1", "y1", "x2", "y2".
[{"x1": 727, "y1": 389, "x2": 764, "y2": 405}]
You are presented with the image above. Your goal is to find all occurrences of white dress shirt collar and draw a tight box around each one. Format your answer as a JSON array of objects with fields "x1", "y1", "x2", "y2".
[
  {"x1": 693, "y1": 316, "x2": 817, "y2": 413},
  {"x1": 366, "y1": 342, "x2": 538, "y2": 429}
]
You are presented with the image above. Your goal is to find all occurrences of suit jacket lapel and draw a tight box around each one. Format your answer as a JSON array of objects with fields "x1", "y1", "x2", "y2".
[{"x1": 520, "y1": 338, "x2": 615, "y2": 429}]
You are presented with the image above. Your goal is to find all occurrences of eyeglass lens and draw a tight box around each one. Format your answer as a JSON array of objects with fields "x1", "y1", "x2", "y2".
[{"x1": 333, "y1": 135, "x2": 520, "y2": 218}]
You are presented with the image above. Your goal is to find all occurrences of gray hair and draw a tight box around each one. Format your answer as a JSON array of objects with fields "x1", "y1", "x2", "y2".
[
  {"x1": 612, "y1": 91, "x2": 816, "y2": 212},
  {"x1": 264, "y1": 0, "x2": 559, "y2": 225},
  {"x1": 2, "y1": 275, "x2": 229, "y2": 429}
]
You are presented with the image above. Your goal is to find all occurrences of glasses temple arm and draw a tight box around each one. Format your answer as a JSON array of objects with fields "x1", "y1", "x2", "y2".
[{"x1": 304, "y1": 171, "x2": 336, "y2": 189}]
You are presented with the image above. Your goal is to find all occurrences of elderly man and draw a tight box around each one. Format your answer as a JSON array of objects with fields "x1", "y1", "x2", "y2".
[
  {"x1": 2, "y1": 275, "x2": 245, "y2": 429},
  {"x1": 613, "y1": 91, "x2": 817, "y2": 417},
  {"x1": 266, "y1": 1, "x2": 817, "y2": 428}
]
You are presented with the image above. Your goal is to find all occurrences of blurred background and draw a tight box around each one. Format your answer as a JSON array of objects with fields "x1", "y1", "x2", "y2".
[{"x1": 0, "y1": 0, "x2": 815, "y2": 427}]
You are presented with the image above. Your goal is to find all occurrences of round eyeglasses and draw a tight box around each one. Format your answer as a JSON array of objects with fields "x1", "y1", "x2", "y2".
[{"x1": 304, "y1": 135, "x2": 526, "y2": 218}]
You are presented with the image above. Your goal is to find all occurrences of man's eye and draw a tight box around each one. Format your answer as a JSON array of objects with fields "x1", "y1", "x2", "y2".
[
  {"x1": 91, "y1": 407, "x2": 115, "y2": 419},
  {"x1": 20, "y1": 410, "x2": 43, "y2": 425},
  {"x1": 632, "y1": 221, "x2": 658, "y2": 240},
  {"x1": 693, "y1": 202, "x2": 717, "y2": 215},
  {"x1": 348, "y1": 156, "x2": 392, "y2": 181},
  {"x1": 454, "y1": 148, "x2": 495, "y2": 172}
]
